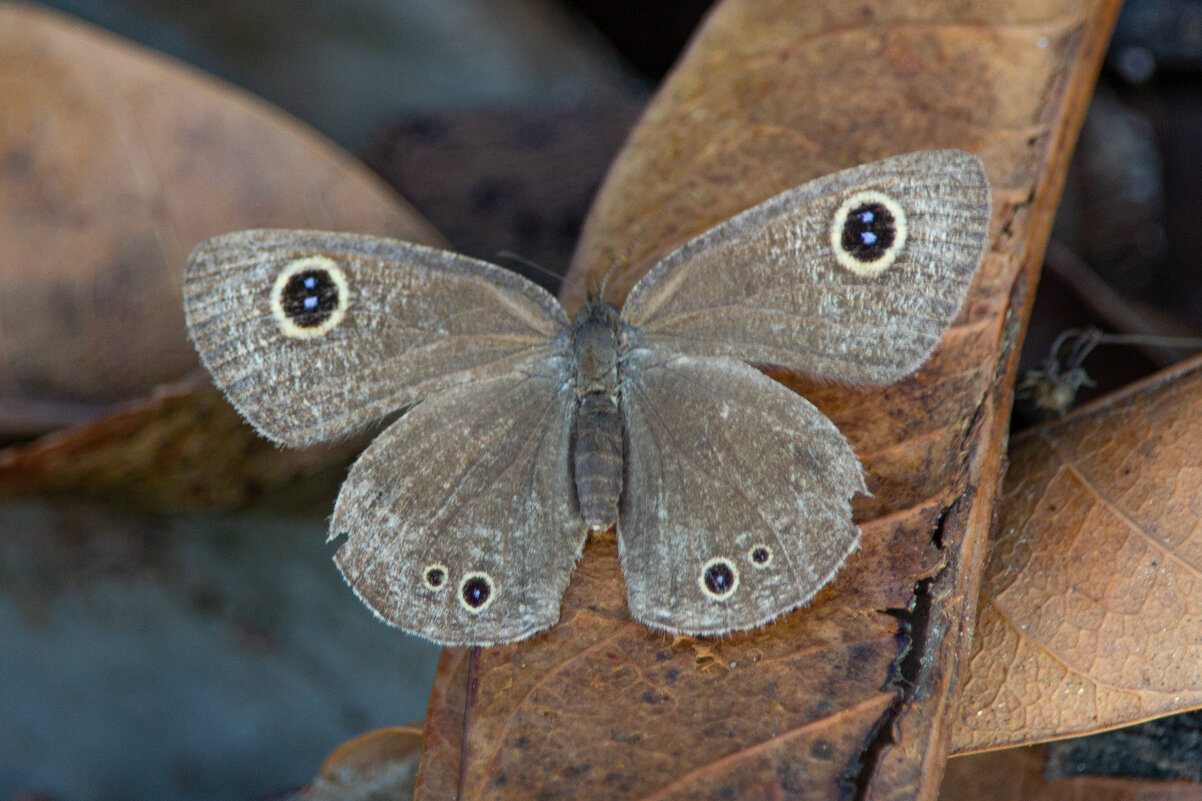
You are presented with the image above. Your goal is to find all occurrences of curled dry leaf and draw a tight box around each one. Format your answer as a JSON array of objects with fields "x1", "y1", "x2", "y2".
[
  {"x1": 0, "y1": 3, "x2": 443, "y2": 507},
  {"x1": 0, "y1": 2, "x2": 439, "y2": 422},
  {"x1": 954, "y1": 355, "x2": 1202, "y2": 753},
  {"x1": 418, "y1": 0, "x2": 1122, "y2": 798},
  {"x1": 0, "y1": 376, "x2": 367, "y2": 511},
  {"x1": 940, "y1": 746, "x2": 1202, "y2": 801},
  {"x1": 298, "y1": 725, "x2": 425, "y2": 801}
]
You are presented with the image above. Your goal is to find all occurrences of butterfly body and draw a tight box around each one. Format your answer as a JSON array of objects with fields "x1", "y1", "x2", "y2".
[
  {"x1": 570, "y1": 300, "x2": 625, "y2": 531},
  {"x1": 184, "y1": 150, "x2": 992, "y2": 646}
]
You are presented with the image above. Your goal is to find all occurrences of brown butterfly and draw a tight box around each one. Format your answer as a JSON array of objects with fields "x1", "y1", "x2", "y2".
[{"x1": 183, "y1": 150, "x2": 991, "y2": 646}]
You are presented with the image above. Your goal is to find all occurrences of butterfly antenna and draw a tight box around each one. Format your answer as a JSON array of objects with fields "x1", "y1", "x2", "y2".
[
  {"x1": 597, "y1": 251, "x2": 629, "y2": 303},
  {"x1": 495, "y1": 250, "x2": 586, "y2": 306},
  {"x1": 599, "y1": 181, "x2": 711, "y2": 302},
  {"x1": 596, "y1": 194, "x2": 683, "y2": 303}
]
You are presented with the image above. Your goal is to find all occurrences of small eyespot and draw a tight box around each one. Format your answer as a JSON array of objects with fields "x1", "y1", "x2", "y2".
[
  {"x1": 423, "y1": 564, "x2": 448, "y2": 590},
  {"x1": 270, "y1": 256, "x2": 349, "y2": 338},
  {"x1": 748, "y1": 545, "x2": 773, "y2": 567},
  {"x1": 459, "y1": 572, "x2": 495, "y2": 613},
  {"x1": 700, "y1": 557, "x2": 739, "y2": 601},
  {"x1": 830, "y1": 191, "x2": 908, "y2": 277}
]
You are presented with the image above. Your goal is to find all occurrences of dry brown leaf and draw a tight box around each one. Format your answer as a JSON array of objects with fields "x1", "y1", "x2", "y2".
[
  {"x1": 0, "y1": 2, "x2": 439, "y2": 418},
  {"x1": 0, "y1": 375, "x2": 369, "y2": 510},
  {"x1": 940, "y1": 746, "x2": 1202, "y2": 801},
  {"x1": 318, "y1": 725, "x2": 425, "y2": 776},
  {"x1": 298, "y1": 725, "x2": 425, "y2": 801},
  {"x1": 417, "y1": 0, "x2": 1121, "y2": 799},
  {"x1": 954, "y1": 355, "x2": 1202, "y2": 753},
  {"x1": 0, "y1": 2, "x2": 446, "y2": 507},
  {"x1": 415, "y1": 649, "x2": 472, "y2": 801}
]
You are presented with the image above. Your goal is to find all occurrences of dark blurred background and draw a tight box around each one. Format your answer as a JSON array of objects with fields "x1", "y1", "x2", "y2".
[{"x1": 2, "y1": 0, "x2": 1201, "y2": 798}]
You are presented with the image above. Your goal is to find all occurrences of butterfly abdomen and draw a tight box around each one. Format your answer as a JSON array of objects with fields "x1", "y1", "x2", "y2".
[
  {"x1": 571, "y1": 302, "x2": 624, "y2": 531},
  {"x1": 574, "y1": 394, "x2": 622, "y2": 530}
]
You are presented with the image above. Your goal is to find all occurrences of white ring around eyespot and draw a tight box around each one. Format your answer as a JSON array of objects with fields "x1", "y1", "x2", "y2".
[
  {"x1": 830, "y1": 190, "x2": 908, "y2": 277},
  {"x1": 423, "y1": 563, "x2": 450, "y2": 591},
  {"x1": 270, "y1": 256, "x2": 350, "y2": 339},
  {"x1": 699, "y1": 557, "x2": 739, "y2": 601},
  {"x1": 747, "y1": 544, "x2": 773, "y2": 568},
  {"x1": 458, "y1": 571, "x2": 496, "y2": 614}
]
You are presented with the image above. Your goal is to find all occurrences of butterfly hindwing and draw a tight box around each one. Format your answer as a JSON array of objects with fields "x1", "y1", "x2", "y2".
[
  {"x1": 184, "y1": 229, "x2": 569, "y2": 446},
  {"x1": 621, "y1": 150, "x2": 991, "y2": 385},
  {"x1": 619, "y1": 349, "x2": 865, "y2": 635},
  {"x1": 330, "y1": 358, "x2": 584, "y2": 646}
]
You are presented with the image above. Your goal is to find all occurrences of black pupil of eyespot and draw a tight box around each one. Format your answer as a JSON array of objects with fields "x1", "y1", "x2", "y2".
[
  {"x1": 753, "y1": 548, "x2": 768, "y2": 563},
  {"x1": 282, "y1": 269, "x2": 339, "y2": 327},
  {"x1": 704, "y1": 563, "x2": 735, "y2": 595},
  {"x1": 426, "y1": 568, "x2": 444, "y2": 587},
  {"x1": 841, "y1": 201, "x2": 896, "y2": 262},
  {"x1": 463, "y1": 577, "x2": 491, "y2": 607}
]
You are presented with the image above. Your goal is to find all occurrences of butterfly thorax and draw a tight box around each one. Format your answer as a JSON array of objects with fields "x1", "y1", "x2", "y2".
[{"x1": 570, "y1": 301, "x2": 624, "y2": 532}]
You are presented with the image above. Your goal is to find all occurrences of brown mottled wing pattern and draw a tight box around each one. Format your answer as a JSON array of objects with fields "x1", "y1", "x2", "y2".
[
  {"x1": 621, "y1": 150, "x2": 991, "y2": 384},
  {"x1": 331, "y1": 358, "x2": 584, "y2": 646},
  {"x1": 619, "y1": 350, "x2": 865, "y2": 634},
  {"x1": 184, "y1": 230, "x2": 568, "y2": 446}
]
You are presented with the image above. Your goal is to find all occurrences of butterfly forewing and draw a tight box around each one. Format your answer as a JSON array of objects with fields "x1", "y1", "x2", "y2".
[
  {"x1": 331, "y1": 358, "x2": 583, "y2": 646},
  {"x1": 184, "y1": 229, "x2": 569, "y2": 446},
  {"x1": 621, "y1": 150, "x2": 991, "y2": 385},
  {"x1": 619, "y1": 350, "x2": 865, "y2": 635}
]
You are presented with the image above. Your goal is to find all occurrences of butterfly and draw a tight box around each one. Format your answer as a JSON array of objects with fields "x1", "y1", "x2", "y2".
[{"x1": 183, "y1": 149, "x2": 991, "y2": 646}]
